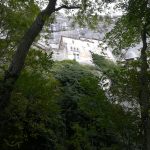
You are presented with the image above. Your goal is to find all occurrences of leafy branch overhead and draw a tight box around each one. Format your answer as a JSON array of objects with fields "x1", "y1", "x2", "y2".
[{"x1": 105, "y1": 0, "x2": 150, "y2": 57}]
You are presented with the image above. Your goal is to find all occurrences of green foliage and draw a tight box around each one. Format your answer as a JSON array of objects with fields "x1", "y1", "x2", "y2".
[
  {"x1": 0, "y1": 49, "x2": 62, "y2": 150},
  {"x1": 51, "y1": 60, "x2": 138, "y2": 149},
  {"x1": 105, "y1": 0, "x2": 150, "y2": 57},
  {"x1": 92, "y1": 53, "x2": 118, "y2": 76},
  {"x1": 25, "y1": 49, "x2": 54, "y2": 74},
  {"x1": 0, "y1": 0, "x2": 145, "y2": 149},
  {"x1": 0, "y1": 53, "x2": 140, "y2": 149},
  {"x1": 104, "y1": 2, "x2": 150, "y2": 148},
  {"x1": 92, "y1": 53, "x2": 142, "y2": 148},
  {"x1": 1, "y1": 72, "x2": 61, "y2": 150},
  {"x1": 105, "y1": 15, "x2": 141, "y2": 56},
  {"x1": 0, "y1": 0, "x2": 40, "y2": 60},
  {"x1": 92, "y1": 52, "x2": 141, "y2": 103}
]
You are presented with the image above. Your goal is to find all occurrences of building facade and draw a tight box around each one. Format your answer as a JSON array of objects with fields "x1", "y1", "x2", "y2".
[{"x1": 52, "y1": 36, "x2": 115, "y2": 65}]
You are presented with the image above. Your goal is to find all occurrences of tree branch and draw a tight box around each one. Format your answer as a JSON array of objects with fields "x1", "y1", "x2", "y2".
[
  {"x1": 146, "y1": 31, "x2": 150, "y2": 37},
  {"x1": 55, "y1": 5, "x2": 80, "y2": 11}
]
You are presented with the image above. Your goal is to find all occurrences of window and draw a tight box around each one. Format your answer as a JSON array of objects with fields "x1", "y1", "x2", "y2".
[
  {"x1": 73, "y1": 53, "x2": 80, "y2": 60},
  {"x1": 73, "y1": 53, "x2": 76, "y2": 60}
]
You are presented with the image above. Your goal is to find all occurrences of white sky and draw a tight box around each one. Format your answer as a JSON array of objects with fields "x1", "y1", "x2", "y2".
[
  {"x1": 100, "y1": 2, "x2": 123, "y2": 17},
  {"x1": 36, "y1": 0, "x2": 123, "y2": 17}
]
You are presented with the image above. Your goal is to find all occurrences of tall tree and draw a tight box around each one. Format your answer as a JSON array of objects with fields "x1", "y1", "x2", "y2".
[
  {"x1": 105, "y1": 0, "x2": 150, "y2": 149},
  {"x1": 0, "y1": 0, "x2": 40, "y2": 74},
  {"x1": 0, "y1": 0, "x2": 113, "y2": 112},
  {"x1": 0, "y1": 0, "x2": 81, "y2": 111}
]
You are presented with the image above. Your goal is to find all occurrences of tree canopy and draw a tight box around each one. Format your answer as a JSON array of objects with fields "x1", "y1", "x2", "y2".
[{"x1": 1, "y1": 0, "x2": 150, "y2": 149}]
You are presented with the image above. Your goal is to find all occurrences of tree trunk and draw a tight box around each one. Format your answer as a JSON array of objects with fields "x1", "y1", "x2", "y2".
[
  {"x1": 0, "y1": 0, "x2": 57, "y2": 111},
  {"x1": 139, "y1": 28, "x2": 150, "y2": 150}
]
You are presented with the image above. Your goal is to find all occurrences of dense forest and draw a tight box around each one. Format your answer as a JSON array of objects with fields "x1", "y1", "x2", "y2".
[{"x1": 0, "y1": 0, "x2": 150, "y2": 150}]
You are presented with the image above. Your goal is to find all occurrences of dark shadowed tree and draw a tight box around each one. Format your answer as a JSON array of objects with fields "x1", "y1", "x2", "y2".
[{"x1": 105, "y1": 0, "x2": 150, "y2": 149}]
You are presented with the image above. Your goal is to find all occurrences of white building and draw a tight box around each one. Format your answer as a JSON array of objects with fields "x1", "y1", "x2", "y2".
[{"x1": 52, "y1": 36, "x2": 115, "y2": 65}]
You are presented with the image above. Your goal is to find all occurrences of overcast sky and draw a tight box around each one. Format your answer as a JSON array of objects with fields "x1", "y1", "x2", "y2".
[{"x1": 36, "y1": 0, "x2": 123, "y2": 17}]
